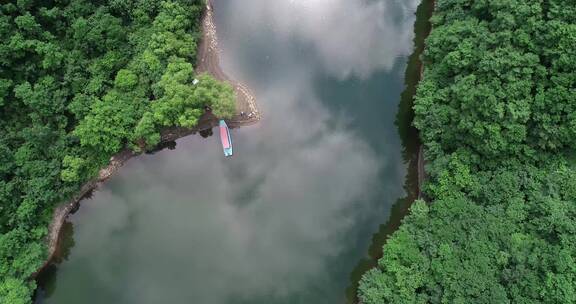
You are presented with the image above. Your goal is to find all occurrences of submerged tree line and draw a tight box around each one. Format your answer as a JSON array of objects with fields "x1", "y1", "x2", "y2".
[
  {"x1": 0, "y1": 0, "x2": 234, "y2": 302},
  {"x1": 359, "y1": 0, "x2": 575, "y2": 303}
]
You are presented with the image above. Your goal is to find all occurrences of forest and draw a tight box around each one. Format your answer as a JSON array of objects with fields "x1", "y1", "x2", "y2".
[
  {"x1": 0, "y1": 1, "x2": 234, "y2": 302},
  {"x1": 359, "y1": 0, "x2": 576, "y2": 303}
]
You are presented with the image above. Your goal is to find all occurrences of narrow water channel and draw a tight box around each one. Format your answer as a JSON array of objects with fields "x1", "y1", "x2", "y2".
[{"x1": 36, "y1": 1, "x2": 421, "y2": 303}]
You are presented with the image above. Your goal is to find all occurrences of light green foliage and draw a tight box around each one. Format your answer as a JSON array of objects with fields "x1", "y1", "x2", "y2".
[
  {"x1": 150, "y1": 64, "x2": 235, "y2": 127},
  {"x1": 0, "y1": 278, "x2": 33, "y2": 304},
  {"x1": 148, "y1": 1, "x2": 203, "y2": 62},
  {"x1": 114, "y1": 69, "x2": 138, "y2": 91},
  {"x1": 359, "y1": 0, "x2": 576, "y2": 303},
  {"x1": 0, "y1": 0, "x2": 230, "y2": 302},
  {"x1": 195, "y1": 74, "x2": 236, "y2": 119},
  {"x1": 74, "y1": 90, "x2": 143, "y2": 154},
  {"x1": 60, "y1": 156, "x2": 87, "y2": 183},
  {"x1": 134, "y1": 112, "x2": 160, "y2": 149},
  {"x1": 151, "y1": 58, "x2": 202, "y2": 127}
]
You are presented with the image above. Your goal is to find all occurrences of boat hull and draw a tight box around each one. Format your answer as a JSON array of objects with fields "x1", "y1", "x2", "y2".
[{"x1": 219, "y1": 120, "x2": 233, "y2": 157}]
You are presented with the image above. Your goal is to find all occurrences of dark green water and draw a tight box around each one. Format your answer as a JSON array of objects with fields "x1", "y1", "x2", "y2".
[{"x1": 36, "y1": 1, "x2": 424, "y2": 303}]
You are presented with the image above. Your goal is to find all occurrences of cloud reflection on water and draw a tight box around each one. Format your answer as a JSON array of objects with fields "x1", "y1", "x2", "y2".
[
  {"x1": 70, "y1": 76, "x2": 381, "y2": 303},
  {"x1": 43, "y1": 0, "x2": 418, "y2": 303},
  {"x1": 225, "y1": 0, "x2": 419, "y2": 79}
]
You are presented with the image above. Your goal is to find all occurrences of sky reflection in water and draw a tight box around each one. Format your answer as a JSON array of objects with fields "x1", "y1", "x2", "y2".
[{"x1": 40, "y1": 0, "x2": 419, "y2": 303}]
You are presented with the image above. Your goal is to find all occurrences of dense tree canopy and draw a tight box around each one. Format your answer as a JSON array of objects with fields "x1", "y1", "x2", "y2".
[
  {"x1": 413, "y1": 0, "x2": 576, "y2": 170},
  {"x1": 359, "y1": 0, "x2": 576, "y2": 303},
  {"x1": 0, "y1": 1, "x2": 235, "y2": 302}
]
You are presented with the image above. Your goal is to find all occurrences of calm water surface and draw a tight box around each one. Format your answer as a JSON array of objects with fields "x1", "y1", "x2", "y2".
[{"x1": 37, "y1": 0, "x2": 420, "y2": 303}]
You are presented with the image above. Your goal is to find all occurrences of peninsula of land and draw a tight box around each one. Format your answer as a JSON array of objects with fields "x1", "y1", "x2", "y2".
[{"x1": 33, "y1": 0, "x2": 260, "y2": 279}]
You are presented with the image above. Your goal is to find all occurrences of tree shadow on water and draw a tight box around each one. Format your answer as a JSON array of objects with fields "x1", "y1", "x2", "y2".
[
  {"x1": 344, "y1": 0, "x2": 434, "y2": 302},
  {"x1": 34, "y1": 221, "x2": 76, "y2": 303}
]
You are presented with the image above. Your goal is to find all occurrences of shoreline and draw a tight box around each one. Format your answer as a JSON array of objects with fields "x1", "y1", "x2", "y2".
[
  {"x1": 417, "y1": 64, "x2": 427, "y2": 200},
  {"x1": 32, "y1": 1, "x2": 260, "y2": 279},
  {"x1": 347, "y1": 0, "x2": 435, "y2": 301},
  {"x1": 197, "y1": 0, "x2": 261, "y2": 124},
  {"x1": 416, "y1": 0, "x2": 435, "y2": 200}
]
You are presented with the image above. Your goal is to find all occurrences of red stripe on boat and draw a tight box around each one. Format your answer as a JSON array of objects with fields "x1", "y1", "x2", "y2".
[{"x1": 220, "y1": 125, "x2": 230, "y2": 149}]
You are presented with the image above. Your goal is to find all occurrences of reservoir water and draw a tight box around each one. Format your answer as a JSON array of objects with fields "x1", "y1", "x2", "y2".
[{"x1": 36, "y1": 0, "x2": 422, "y2": 303}]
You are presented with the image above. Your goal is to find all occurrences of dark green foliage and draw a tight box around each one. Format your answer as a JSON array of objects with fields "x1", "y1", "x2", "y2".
[
  {"x1": 414, "y1": 0, "x2": 576, "y2": 170},
  {"x1": 361, "y1": 167, "x2": 576, "y2": 303},
  {"x1": 0, "y1": 1, "x2": 234, "y2": 302},
  {"x1": 359, "y1": 0, "x2": 576, "y2": 303}
]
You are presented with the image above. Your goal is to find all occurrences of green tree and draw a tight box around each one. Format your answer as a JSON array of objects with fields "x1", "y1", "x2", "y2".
[
  {"x1": 359, "y1": 0, "x2": 576, "y2": 302},
  {"x1": 0, "y1": 1, "x2": 221, "y2": 302}
]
